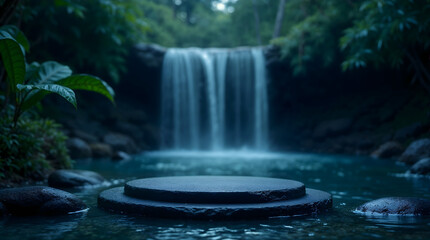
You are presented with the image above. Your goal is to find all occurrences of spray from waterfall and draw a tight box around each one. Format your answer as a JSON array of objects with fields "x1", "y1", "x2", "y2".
[{"x1": 161, "y1": 47, "x2": 268, "y2": 151}]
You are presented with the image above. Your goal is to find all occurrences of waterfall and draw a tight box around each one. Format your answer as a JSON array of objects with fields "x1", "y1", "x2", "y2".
[{"x1": 161, "y1": 47, "x2": 268, "y2": 151}]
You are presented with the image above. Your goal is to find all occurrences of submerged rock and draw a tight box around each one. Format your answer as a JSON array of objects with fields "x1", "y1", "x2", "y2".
[
  {"x1": 90, "y1": 143, "x2": 113, "y2": 158},
  {"x1": 355, "y1": 197, "x2": 430, "y2": 216},
  {"x1": 399, "y1": 138, "x2": 430, "y2": 165},
  {"x1": 48, "y1": 170, "x2": 105, "y2": 189},
  {"x1": 408, "y1": 158, "x2": 430, "y2": 175},
  {"x1": 103, "y1": 132, "x2": 138, "y2": 154},
  {"x1": 67, "y1": 137, "x2": 92, "y2": 159},
  {"x1": 371, "y1": 141, "x2": 403, "y2": 159},
  {"x1": 0, "y1": 186, "x2": 86, "y2": 216}
]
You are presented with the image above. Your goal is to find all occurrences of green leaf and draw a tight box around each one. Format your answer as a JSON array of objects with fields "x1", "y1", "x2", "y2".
[
  {"x1": 56, "y1": 74, "x2": 115, "y2": 103},
  {"x1": 17, "y1": 83, "x2": 77, "y2": 108},
  {"x1": 0, "y1": 30, "x2": 26, "y2": 93},
  {"x1": 0, "y1": 25, "x2": 30, "y2": 53},
  {"x1": 35, "y1": 61, "x2": 73, "y2": 83},
  {"x1": 25, "y1": 62, "x2": 41, "y2": 83}
]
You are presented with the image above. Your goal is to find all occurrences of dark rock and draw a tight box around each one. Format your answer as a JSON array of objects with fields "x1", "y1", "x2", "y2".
[
  {"x1": 394, "y1": 122, "x2": 425, "y2": 141},
  {"x1": 98, "y1": 176, "x2": 332, "y2": 219},
  {"x1": 112, "y1": 151, "x2": 131, "y2": 161},
  {"x1": 409, "y1": 158, "x2": 430, "y2": 175},
  {"x1": 90, "y1": 143, "x2": 113, "y2": 158},
  {"x1": 313, "y1": 118, "x2": 353, "y2": 139},
  {"x1": 142, "y1": 124, "x2": 160, "y2": 149},
  {"x1": 72, "y1": 130, "x2": 99, "y2": 144},
  {"x1": 0, "y1": 202, "x2": 5, "y2": 216},
  {"x1": 123, "y1": 110, "x2": 148, "y2": 125},
  {"x1": 66, "y1": 138, "x2": 92, "y2": 159},
  {"x1": 113, "y1": 122, "x2": 145, "y2": 147},
  {"x1": 0, "y1": 186, "x2": 86, "y2": 215},
  {"x1": 124, "y1": 176, "x2": 306, "y2": 204},
  {"x1": 263, "y1": 45, "x2": 282, "y2": 68},
  {"x1": 48, "y1": 170, "x2": 105, "y2": 189},
  {"x1": 355, "y1": 197, "x2": 430, "y2": 216},
  {"x1": 133, "y1": 43, "x2": 166, "y2": 68},
  {"x1": 103, "y1": 132, "x2": 138, "y2": 154},
  {"x1": 399, "y1": 138, "x2": 430, "y2": 165},
  {"x1": 371, "y1": 141, "x2": 403, "y2": 159}
]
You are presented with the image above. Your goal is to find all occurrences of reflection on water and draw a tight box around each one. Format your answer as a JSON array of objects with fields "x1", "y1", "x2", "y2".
[
  {"x1": 1, "y1": 212, "x2": 87, "y2": 240},
  {"x1": 1, "y1": 151, "x2": 430, "y2": 240}
]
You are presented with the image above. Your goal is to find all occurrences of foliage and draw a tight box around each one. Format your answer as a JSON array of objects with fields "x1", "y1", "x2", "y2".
[
  {"x1": 11, "y1": 0, "x2": 149, "y2": 83},
  {"x1": 341, "y1": 0, "x2": 430, "y2": 91},
  {"x1": 270, "y1": 0, "x2": 360, "y2": 75},
  {"x1": 0, "y1": 114, "x2": 72, "y2": 181},
  {"x1": 0, "y1": 25, "x2": 115, "y2": 126},
  {"x1": 141, "y1": 0, "x2": 234, "y2": 48}
]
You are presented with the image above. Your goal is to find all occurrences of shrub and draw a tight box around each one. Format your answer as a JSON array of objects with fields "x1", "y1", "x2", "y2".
[{"x1": 0, "y1": 114, "x2": 71, "y2": 182}]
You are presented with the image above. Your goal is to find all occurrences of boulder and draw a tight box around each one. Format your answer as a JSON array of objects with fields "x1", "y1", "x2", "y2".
[
  {"x1": 90, "y1": 143, "x2": 113, "y2": 158},
  {"x1": 313, "y1": 118, "x2": 353, "y2": 139},
  {"x1": 133, "y1": 43, "x2": 166, "y2": 68},
  {"x1": 371, "y1": 141, "x2": 403, "y2": 159},
  {"x1": 66, "y1": 138, "x2": 92, "y2": 159},
  {"x1": 355, "y1": 197, "x2": 430, "y2": 216},
  {"x1": 72, "y1": 130, "x2": 99, "y2": 144},
  {"x1": 0, "y1": 186, "x2": 87, "y2": 216},
  {"x1": 48, "y1": 170, "x2": 105, "y2": 189},
  {"x1": 103, "y1": 132, "x2": 138, "y2": 154},
  {"x1": 408, "y1": 158, "x2": 430, "y2": 175},
  {"x1": 394, "y1": 122, "x2": 425, "y2": 141},
  {"x1": 112, "y1": 151, "x2": 131, "y2": 161},
  {"x1": 399, "y1": 138, "x2": 430, "y2": 165}
]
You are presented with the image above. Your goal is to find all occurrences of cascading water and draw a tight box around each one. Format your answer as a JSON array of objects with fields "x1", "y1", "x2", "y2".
[{"x1": 161, "y1": 47, "x2": 268, "y2": 151}]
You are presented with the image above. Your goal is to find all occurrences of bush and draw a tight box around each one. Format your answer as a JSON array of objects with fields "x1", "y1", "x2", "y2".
[{"x1": 0, "y1": 114, "x2": 72, "y2": 182}]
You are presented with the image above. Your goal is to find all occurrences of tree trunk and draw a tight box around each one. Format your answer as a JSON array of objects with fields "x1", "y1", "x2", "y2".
[
  {"x1": 273, "y1": 0, "x2": 286, "y2": 39},
  {"x1": 252, "y1": 0, "x2": 262, "y2": 45}
]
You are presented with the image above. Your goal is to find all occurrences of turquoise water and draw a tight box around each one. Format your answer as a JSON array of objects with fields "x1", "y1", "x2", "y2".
[{"x1": 1, "y1": 151, "x2": 430, "y2": 239}]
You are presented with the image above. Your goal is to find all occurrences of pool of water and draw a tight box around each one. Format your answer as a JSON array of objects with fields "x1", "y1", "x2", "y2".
[{"x1": 1, "y1": 151, "x2": 430, "y2": 239}]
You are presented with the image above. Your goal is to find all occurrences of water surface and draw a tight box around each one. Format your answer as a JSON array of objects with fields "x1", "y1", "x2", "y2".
[{"x1": 1, "y1": 151, "x2": 430, "y2": 240}]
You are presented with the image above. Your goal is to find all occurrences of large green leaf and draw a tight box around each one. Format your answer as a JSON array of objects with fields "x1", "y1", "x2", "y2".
[
  {"x1": 17, "y1": 83, "x2": 77, "y2": 108},
  {"x1": 0, "y1": 31, "x2": 26, "y2": 93},
  {"x1": 25, "y1": 62, "x2": 41, "y2": 83},
  {"x1": 0, "y1": 25, "x2": 30, "y2": 53},
  {"x1": 57, "y1": 74, "x2": 115, "y2": 103},
  {"x1": 35, "y1": 61, "x2": 73, "y2": 83}
]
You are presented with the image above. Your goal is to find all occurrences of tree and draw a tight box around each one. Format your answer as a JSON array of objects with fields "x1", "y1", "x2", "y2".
[
  {"x1": 341, "y1": 0, "x2": 430, "y2": 92},
  {"x1": 273, "y1": 0, "x2": 287, "y2": 39},
  {"x1": 4, "y1": 0, "x2": 149, "y2": 83},
  {"x1": 252, "y1": 0, "x2": 262, "y2": 45},
  {"x1": 271, "y1": 0, "x2": 357, "y2": 75}
]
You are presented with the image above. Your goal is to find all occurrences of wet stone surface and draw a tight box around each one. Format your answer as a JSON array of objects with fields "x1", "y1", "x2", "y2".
[
  {"x1": 48, "y1": 170, "x2": 105, "y2": 189},
  {"x1": 124, "y1": 176, "x2": 306, "y2": 203},
  {"x1": 98, "y1": 176, "x2": 332, "y2": 219},
  {"x1": 0, "y1": 186, "x2": 87, "y2": 216},
  {"x1": 355, "y1": 197, "x2": 430, "y2": 216}
]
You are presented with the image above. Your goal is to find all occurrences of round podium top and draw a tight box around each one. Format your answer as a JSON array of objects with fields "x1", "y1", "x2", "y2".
[{"x1": 124, "y1": 176, "x2": 305, "y2": 204}]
